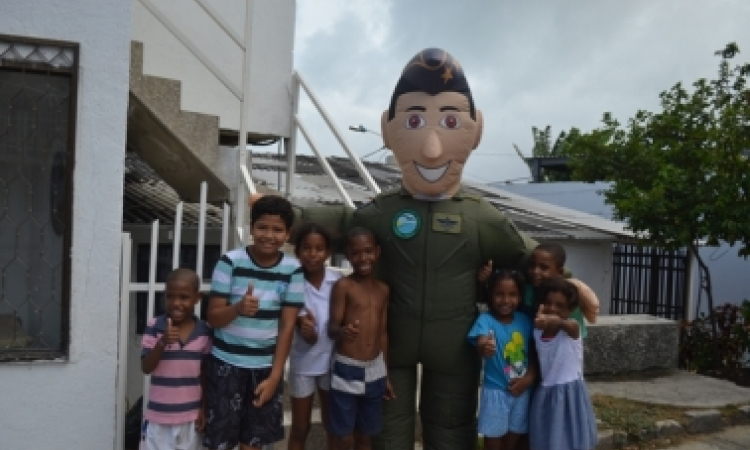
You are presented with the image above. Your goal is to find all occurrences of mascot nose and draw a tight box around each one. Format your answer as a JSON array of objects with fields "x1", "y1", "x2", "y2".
[{"x1": 421, "y1": 129, "x2": 443, "y2": 160}]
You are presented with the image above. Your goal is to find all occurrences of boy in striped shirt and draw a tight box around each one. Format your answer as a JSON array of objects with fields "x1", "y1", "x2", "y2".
[
  {"x1": 203, "y1": 195, "x2": 305, "y2": 450},
  {"x1": 141, "y1": 268, "x2": 212, "y2": 450}
]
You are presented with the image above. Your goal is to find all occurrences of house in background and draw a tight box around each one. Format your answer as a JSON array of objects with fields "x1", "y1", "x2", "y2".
[{"x1": 496, "y1": 181, "x2": 749, "y2": 319}]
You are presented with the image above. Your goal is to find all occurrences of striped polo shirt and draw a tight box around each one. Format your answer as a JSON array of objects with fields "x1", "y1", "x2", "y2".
[
  {"x1": 210, "y1": 247, "x2": 305, "y2": 368},
  {"x1": 141, "y1": 315, "x2": 212, "y2": 424}
]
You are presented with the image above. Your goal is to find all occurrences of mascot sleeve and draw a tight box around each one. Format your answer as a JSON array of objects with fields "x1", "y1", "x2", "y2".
[{"x1": 476, "y1": 197, "x2": 537, "y2": 269}]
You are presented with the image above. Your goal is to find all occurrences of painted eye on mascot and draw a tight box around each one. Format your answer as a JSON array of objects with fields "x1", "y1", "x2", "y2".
[
  {"x1": 405, "y1": 114, "x2": 425, "y2": 129},
  {"x1": 440, "y1": 114, "x2": 460, "y2": 130}
]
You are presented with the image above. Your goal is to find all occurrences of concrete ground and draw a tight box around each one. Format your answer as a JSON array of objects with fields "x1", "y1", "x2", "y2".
[
  {"x1": 587, "y1": 370, "x2": 750, "y2": 408},
  {"x1": 664, "y1": 425, "x2": 750, "y2": 449}
]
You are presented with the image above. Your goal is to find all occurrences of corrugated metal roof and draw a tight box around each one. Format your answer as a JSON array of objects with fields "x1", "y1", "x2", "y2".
[{"x1": 122, "y1": 150, "x2": 634, "y2": 241}]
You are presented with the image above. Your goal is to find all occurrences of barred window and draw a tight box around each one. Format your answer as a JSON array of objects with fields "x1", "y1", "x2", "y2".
[{"x1": 0, "y1": 36, "x2": 78, "y2": 361}]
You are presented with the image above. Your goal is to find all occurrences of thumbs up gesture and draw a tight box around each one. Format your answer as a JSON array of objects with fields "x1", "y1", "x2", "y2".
[
  {"x1": 535, "y1": 304, "x2": 560, "y2": 330},
  {"x1": 235, "y1": 283, "x2": 260, "y2": 317},
  {"x1": 162, "y1": 318, "x2": 180, "y2": 346},
  {"x1": 298, "y1": 308, "x2": 318, "y2": 345},
  {"x1": 478, "y1": 260, "x2": 493, "y2": 283},
  {"x1": 343, "y1": 320, "x2": 360, "y2": 342},
  {"x1": 478, "y1": 329, "x2": 496, "y2": 357}
]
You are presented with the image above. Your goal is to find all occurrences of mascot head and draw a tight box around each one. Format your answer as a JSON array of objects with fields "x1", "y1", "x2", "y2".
[{"x1": 382, "y1": 48, "x2": 484, "y2": 199}]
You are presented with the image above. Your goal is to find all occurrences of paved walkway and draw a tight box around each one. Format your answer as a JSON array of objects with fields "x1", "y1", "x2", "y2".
[
  {"x1": 664, "y1": 425, "x2": 750, "y2": 449},
  {"x1": 587, "y1": 370, "x2": 750, "y2": 408}
]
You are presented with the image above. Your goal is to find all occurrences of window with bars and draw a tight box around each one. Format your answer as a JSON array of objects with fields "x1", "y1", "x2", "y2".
[{"x1": 0, "y1": 36, "x2": 78, "y2": 361}]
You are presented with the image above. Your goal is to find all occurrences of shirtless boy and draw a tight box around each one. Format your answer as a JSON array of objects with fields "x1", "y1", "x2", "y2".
[{"x1": 328, "y1": 227, "x2": 394, "y2": 450}]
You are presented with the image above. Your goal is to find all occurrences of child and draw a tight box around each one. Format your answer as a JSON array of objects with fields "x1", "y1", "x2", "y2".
[
  {"x1": 529, "y1": 277, "x2": 598, "y2": 450},
  {"x1": 287, "y1": 223, "x2": 341, "y2": 450},
  {"x1": 468, "y1": 269, "x2": 534, "y2": 450},
  {"x1": 479, "y1": 242, "x2": 599, "y2": 337},
  {"x1": 141, "y1": 268, "x2": 212, "y2": 450},
  {"x1": 203, "y1": 195, "x2": 305, "y2": 450},
  {"x1": 328, "y1": 227, "x2": 394, "y2": 450}
]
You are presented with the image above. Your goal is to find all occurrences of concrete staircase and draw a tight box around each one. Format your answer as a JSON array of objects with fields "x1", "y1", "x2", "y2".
[{"x1": 128, "y1": 41, "x2": 229, "y2": 202}]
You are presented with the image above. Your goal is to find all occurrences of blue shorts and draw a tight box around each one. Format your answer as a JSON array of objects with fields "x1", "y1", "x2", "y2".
[
  {"x1": 328, "y1": 352, "x2": 387, "y2": 436},
  {"x1": 478, "y1": 386, "x2": 531, "y2": 437}
]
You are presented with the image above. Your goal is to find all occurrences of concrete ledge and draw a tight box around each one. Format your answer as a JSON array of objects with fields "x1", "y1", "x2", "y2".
[
  {"x1": 584, "y1": 315, "x2": 678, "y2": 375},
  {"x1": 684, "y1": 410, "x2": 723, "y2": 434},
  {"x1": 656, "y1": 419, "x2": 684, "y2": 437}
]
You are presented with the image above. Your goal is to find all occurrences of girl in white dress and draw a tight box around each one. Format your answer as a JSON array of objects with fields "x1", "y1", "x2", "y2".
[
  {"x1": 529, "y1": 277, "x2": 598, "y2": 450},
  {"x1": 287, "y1": 223, "x2": 341, "y2": 450}
]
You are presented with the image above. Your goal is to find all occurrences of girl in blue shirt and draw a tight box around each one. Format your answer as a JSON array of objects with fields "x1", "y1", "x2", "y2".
[{"x1": 468, "y1": 269, "x2": 536, "y2": 450}]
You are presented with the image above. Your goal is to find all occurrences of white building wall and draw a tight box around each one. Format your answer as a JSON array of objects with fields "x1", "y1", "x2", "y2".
[
  {"x1": 548, "y1": 240, "x2": 613, "y2": 315},
  {"x1": 0, "y1": 1, "x2": 130, "y2": 449},
  {"x1": 132, "y1": 0, "x2": 295, "y2": 136}
]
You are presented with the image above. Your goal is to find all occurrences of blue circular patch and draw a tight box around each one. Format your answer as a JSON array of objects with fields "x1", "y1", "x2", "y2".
[{"x1": 393, "y1": 209, "x2": 421, "y2": 239}]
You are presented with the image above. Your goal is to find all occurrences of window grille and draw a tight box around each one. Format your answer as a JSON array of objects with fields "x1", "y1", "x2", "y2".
[{"x1": 0, "y1": 36, "x2": 78, "y2": 361}]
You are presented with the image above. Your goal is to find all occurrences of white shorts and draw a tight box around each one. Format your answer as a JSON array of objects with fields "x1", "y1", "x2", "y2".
[
  {"x1": 288, "y1": 372, "x2": 331, "y2": 398},
  {"x1": 143, "y1": 421, "x2": 202, "y2": 450}
]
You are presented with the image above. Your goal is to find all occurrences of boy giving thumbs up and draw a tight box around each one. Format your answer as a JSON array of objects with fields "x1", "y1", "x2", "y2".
[{"x1": 140, "y1": 268, "x2": 212, "y2": 450}]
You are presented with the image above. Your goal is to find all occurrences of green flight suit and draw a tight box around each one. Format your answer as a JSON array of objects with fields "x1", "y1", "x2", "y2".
[{"x1": 296, "y1": 186, "x2": 537, "y2": 450}]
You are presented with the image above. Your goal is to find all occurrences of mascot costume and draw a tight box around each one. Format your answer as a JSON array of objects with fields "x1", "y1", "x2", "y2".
[{"x1": 287, "y1": 48, "x2": 539, "y2": 450}]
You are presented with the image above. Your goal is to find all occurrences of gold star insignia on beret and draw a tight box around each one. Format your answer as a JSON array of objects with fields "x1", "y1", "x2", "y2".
[{"x1": 441, "y1": 67, "x2": 453, "y2": 84}]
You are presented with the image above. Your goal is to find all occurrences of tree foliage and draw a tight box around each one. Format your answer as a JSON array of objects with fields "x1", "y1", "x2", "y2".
[{"x1": 566, "y1": 43, "x2": 750, "y2": 257}]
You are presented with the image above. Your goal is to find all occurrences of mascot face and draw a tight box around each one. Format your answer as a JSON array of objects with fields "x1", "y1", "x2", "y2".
[{"x1": 381, "y1": 48, "x2": 484, "y2": 199}]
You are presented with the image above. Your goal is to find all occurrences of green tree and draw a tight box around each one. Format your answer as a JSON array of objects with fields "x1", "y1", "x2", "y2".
[{"x1": 566, "y1": 43, "x2": 750, "y2": 338}]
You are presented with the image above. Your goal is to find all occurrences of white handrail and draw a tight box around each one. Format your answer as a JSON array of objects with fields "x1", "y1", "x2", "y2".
[
  {"x1": 295, "y1": 114, "x2": 355, "y2": 208},
  {"x1": 193, "y1": 0, "x2": 245, "y2": 49},
  {"x1": 139, "y1": 0, "x2": 243, "y2": 100},
  {"x1": 293, "y1": 72, "x2": 381, "y2": 195}
]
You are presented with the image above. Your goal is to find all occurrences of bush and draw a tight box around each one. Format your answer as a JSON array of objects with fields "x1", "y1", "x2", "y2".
[{"x1": 679, "y1": 300, "x2": 750, "y2": 384}]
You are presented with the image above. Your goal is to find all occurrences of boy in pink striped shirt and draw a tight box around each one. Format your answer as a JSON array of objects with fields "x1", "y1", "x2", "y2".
[{"x1": 141, "y1": 268, "x2": 212, "y2": 450}]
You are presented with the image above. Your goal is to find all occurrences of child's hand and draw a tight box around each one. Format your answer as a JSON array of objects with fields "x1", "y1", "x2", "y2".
[
  {"x1": 342, "y1": 320, "x2": 360, "y2": 342},
  {"x1": 298, "y1": 308, "x2": 318, "y2": 345},
  {"x1": 195, "y1": 408, "x2": 205, "y2": 432},
  {"x1": 162, "y1": 318, "x2": 180, "y2": 346},
  {"x1": 253, "y1": 377, "x2": 279, "y2": 407},
  {"x1": 235, "y1": 283, "x2": 260, "y2": 317},
  {"x1": 508, "y1": 375, "x2": 532, "y2": 397},
  {"x1": 384, "y1": 378, "x2": 396, "y2": 400},
  {"x1": 477, "y1": 331, "x2": 496, "y2": 358},
  {"x1": 477, "y1": 260, "x2": 493, "y2": 283},
  {"x1": 535, "y1": 305, "x2": 561, "y2": 330}
]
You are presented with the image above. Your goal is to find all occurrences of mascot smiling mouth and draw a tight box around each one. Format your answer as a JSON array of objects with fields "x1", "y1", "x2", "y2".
[{"x1": 415, "y1": 161, "x2": 450, "y2": 182}]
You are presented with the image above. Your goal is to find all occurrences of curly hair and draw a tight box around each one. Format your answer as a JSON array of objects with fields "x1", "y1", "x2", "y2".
[{"x1": 250, "y1": 195, "x2": 294, "y2": 229}]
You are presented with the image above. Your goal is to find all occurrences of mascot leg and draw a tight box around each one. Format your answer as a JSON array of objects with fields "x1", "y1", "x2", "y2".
[
  {"x1": 372, "y1": 366, "x2": 417, "y2": 450},
  {"x1": 419, "y1": 368, "x2": 479, "y2": 450}
]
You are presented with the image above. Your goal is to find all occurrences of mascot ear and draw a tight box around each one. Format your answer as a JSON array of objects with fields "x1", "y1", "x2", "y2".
[
  {"x1": 472, "y1": 109, "x2": 484, "y2": 150},
  {"x1": 381, "y1": 110, "x2": 392, "y2": 149}
]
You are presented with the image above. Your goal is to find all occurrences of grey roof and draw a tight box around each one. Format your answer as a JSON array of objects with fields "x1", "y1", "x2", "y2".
[{"x1": 122, "y1": 150, "x2": 634, "y2": 241}]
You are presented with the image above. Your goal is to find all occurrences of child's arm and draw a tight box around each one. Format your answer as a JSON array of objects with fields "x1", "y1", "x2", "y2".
[
  {"x1": 568, "y1": 278, "x2": 599, "y2": 324},
  {"x1": 534, "y1": 305, "x2": 580, "y2": 339},
  {"x1": 141, "y1": 318, "x2": 180, "y2": 374},
  {"x1": 253, "y1": 305, "x2": 298, "y2": 407},
  {"x1": 328, "y1": 279, "x2": 359, "y2": 342},
  {"x1": 380, "y1": 284, "x2": 396, "y2": 400}
]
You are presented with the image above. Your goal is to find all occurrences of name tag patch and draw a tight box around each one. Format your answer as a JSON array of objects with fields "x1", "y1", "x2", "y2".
[{"x1": 432, "y1": 213, "x2": 462, "y2": 234}]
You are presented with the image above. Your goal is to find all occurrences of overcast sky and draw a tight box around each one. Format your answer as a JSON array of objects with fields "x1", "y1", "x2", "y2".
[{"x1": 290, "y1": 0, "x2": 750, "y2": 185}]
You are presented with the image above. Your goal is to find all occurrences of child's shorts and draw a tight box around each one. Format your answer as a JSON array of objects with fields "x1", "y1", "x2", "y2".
[
  {"x1": 478, "y1": 386, "x2": 531, "y2": 437},
  {"x1": 329, "y1": 352, "x2": 387, "y2": 436},
  {"x1": 288, "y1": 372, "x2": 331, "y2": 398},
  {"x1": 143, "y1": 421, "x2": 201, "y2": 450},
  {"x1": 202, "y1": 355, "x2": 284, "y2": 449}
]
